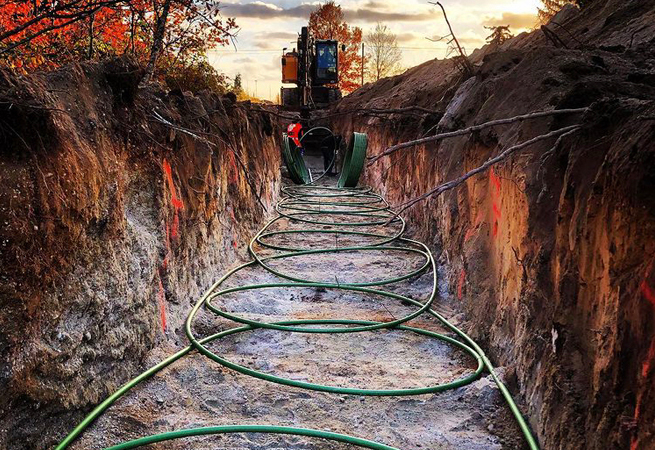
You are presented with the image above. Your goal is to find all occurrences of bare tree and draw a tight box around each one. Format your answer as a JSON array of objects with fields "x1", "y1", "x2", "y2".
[{"x1": 365, "y1": 23, "x2": 403, "y2": 82}]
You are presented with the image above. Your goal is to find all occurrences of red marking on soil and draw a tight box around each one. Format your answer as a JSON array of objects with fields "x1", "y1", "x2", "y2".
[
  {"x1": 492, "y1": 202, "x2": 502, "y2": 218},
  {"x1": 170, "y1": 211, "x2": 180, "y2": 240},
  {"x1": 630, "y1": 328, "x2": 655, "y2": 449},
  {"x1": 457, "y1": 268, "x2": 466, "y2": 300},
  {"x1": 157, "y1": 274, "x2": 167, "y2": 333},
  {"x1": 163, "y1": 158, "x2": 184, "y2": 245},
  {"x1": 490, "y1": 167, "x2": 501, "y2": 193},
  {"x1": 232, "y1": 238, "x2": 238, "y2": 249},
  {"x1": 228, "y1": 152, "x2": 239, "y2": 184},
  {"x1": 641, "y1": 279, "x2": 655, "y2": 308},
  {"x1": 642, "y1": 337, "x2": 655, "y2": 379},
  {"x1": 489, "y1": 169, "x2": 502, "y2": 239},
  {"x1": 163, "y1": 158, "x2": 185, "y2": 210}
]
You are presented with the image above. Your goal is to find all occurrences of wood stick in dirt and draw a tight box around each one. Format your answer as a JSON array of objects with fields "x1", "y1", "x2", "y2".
[{"x1": 368, "y1": 107, "x2": 588, "y2": 165}]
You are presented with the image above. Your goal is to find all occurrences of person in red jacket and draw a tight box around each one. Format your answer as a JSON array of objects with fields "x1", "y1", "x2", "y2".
[{"x1": 287, "y1": 122, "x2": 303, "y2": 150}]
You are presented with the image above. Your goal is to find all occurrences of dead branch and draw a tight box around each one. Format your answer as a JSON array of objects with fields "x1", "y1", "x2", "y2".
[
  {"x1": 390, "y1": 125, "x2": 581, "y2": 218},
  {"x1": 429, "y1": 2, "x2": 474, "y2": 77},
  {"x1": 540, "y1": 25, "x2": 569, "y2": 49},
  {"x1": 368, "y1": 107, "x2": 587, "y2": 165},
  {"x1": 549, "y1": 21, "x2": 586, "y2": 49}
]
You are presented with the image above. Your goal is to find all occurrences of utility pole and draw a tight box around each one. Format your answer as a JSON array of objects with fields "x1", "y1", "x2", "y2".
[
  {"x1": 361, "y1": 42, "x2": 365, "y2": 87},
  {"x1": 255, "y1": 80, "x2": 258, "y2": 98}
]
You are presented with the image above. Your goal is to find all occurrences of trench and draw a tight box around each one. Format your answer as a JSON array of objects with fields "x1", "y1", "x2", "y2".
[{"x1": 56, "y1": 155, "x2": 533, "y2": 450}]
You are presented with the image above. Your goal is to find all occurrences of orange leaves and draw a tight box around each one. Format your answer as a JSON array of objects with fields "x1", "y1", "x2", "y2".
[{"x1": 0, "y1": 0, "x2": 237, "y2": 77}]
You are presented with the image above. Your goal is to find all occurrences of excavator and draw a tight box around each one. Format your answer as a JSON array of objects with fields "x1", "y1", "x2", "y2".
[
  {"x1": 279, "y1": 26, "x2": 367, "y2": 187},
  {"x1": 280, "y1": 26, "x2": 344, "y2": 112}
]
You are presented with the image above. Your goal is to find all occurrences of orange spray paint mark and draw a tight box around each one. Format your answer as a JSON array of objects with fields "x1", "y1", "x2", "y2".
[
  {"x1": 170, "y1": 211, "x2": 180, "y2": 240},
  {"x1": 228, "y1": 152, "x2": 239, "y2": 184},
  {"x1": 163, "y1": 158, "x2": 184, "y2": 244},
  {"x1": 157, "y1": 273, "x2": 167, "y2": 333},
  {"x1": 457, "y1": 268, "x2": 466, "y2": 300},
  {"x1": 163, "y1": 158, "x2": 185, "y2": 210},
  {"x1": 490, "y1": 167, "x2": 501, "y2": 193},
  {"x1": 640, "y1": 279, "x2": 655, "y2": 308},
  {"x1": 489, "y1": 168, "x2": 502, "y2": 239},
  {"x1": 492, "y1": 202, "x2": 502, "y2": 219},
  {"x1": 642, "y1": 338, "x2": 655, "y2": 379},
  {"x1": 630, "y1": 262, "x2": 655, "y2": 450}
]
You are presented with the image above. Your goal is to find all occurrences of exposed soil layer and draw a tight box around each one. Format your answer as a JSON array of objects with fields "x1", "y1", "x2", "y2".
[
  {"x1": 330, "y1": 2, "x2": 655, "y2": 449},
  {"x1": 65, "y1": 175, "x2": 528, "y2": 450},
  {"x1": 0, "y1": 58, "x2": 281, "y2": 449}
]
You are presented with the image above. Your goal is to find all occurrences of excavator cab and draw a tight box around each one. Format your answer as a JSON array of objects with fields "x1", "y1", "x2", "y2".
[{"x1": 314, "y1": 40, "x2": 338, "y2": 85}]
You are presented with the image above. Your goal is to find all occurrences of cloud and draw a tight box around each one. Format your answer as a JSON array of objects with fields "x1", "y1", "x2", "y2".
[
  {"x1": 482, "y1": 12, "x2": 537, "y2": 30},
  {"x1": 344, "y1": 9, "x2": 433, "y2": 22},
  {"x1": 233, "y1": 57, "x2": 257, "y2": 64},
  {"x1": 220, "y1": 2, "x2": 315, "y2": 19},
  {"x1": 258, "y1": 31, "x2": 299, "y2": 40},
  {"x1": 396, "y1": 32, "x2": 422, "y2": 43},
  {"x1": 221, "y1": 1, "x2": 435, "y2": 23},
  {"x1": 252, "y1": 30, "x2": 299, "y2": 49}
]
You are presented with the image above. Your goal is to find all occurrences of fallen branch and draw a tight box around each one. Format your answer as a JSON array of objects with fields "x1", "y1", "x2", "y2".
[
  {"x1": 389, "y1": 124, "x2": 581, "y2": 218},
  {"x1": 248, "y1": 106, "x2": 300, "y2": 120},
  {"x1": 368, "y1": 107, "x2": 587, "y2": 165},
  {"x1": 325, "y1": 106, "x2": 443, "y2": 117},
  {"x1": 250, "y1": 105, "x2": 443, "y2": 122}
]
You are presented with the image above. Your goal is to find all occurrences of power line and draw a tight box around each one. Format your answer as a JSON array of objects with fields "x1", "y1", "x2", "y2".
[{"x1": 210, "y1": 45, "x2": 453, "y2": 55}]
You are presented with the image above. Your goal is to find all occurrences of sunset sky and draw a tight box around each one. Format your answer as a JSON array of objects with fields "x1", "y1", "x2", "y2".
[{"x1": 208, "y1": 1, "x2": 541, "y2": 100}]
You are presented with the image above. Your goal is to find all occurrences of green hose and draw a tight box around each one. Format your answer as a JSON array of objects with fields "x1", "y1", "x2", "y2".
[
  {"x1": 103, "y1": 425, "x2": 400, "y2": 450},
  {"x1": 338, "y1": 132, "x2": 368, "y2": 187},
  {"x1": 54, "y1": 166, "x2": 539, "y2": 450}
]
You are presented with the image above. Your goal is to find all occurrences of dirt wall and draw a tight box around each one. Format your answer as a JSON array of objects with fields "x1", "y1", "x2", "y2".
[
  {"x1": 331, "y1": 2, "x2": 655, "y2": 449},
  {"x1": 0, "y1": 58, "x2": 281, "y2": 449}
]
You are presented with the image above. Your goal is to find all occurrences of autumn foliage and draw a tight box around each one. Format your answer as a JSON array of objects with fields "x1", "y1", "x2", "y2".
[
  {"x1": 0, "y1": 0, "x2": 236, "y2": 85},
  {"x1": 308, "y1": 1, "x2": 362, "y2": 93}
]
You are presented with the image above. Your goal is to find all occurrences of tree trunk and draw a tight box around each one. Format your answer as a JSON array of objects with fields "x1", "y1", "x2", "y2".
[
  {"x1": 142, "y1": 0, "x2": 172, "y2": 84},
  {"x1": 87, "y1": 13, "x2": 94, "y2": 59}
]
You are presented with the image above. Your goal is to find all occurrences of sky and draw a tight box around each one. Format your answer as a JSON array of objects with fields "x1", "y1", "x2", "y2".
[{"x1": 207, "y1": 0, "x2": 542, "y2": 101}]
